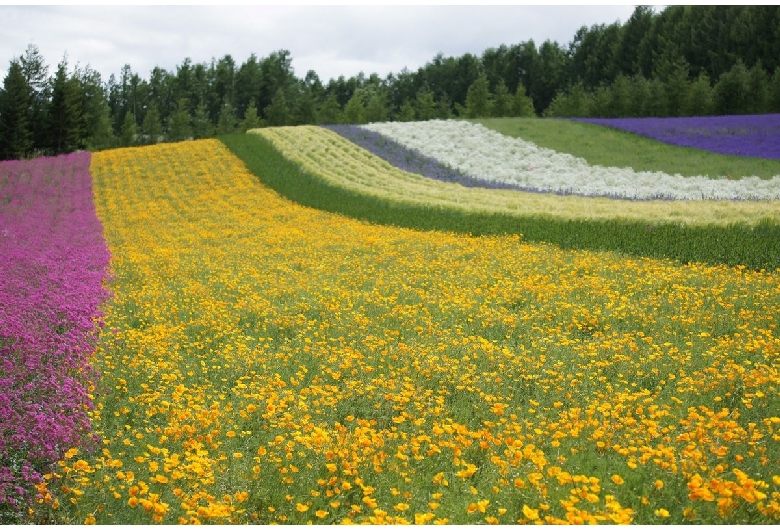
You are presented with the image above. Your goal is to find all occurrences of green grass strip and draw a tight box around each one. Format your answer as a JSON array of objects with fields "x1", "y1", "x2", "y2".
[
  {"x1": 476, "y1": 117, "x2": 780, "y2": 179},
  {"x1": 220, "y1": 132, "x2": 780, "y2": 271}
]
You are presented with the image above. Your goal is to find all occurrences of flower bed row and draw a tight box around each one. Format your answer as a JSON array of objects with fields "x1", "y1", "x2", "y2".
[
  {"x1": 250, "y1": 126, "x2": 780, "y2": 230},
  {"x1": 0, "y1": 153, "x2": 110, "y2": 521},
  {"x1": 361, "y1": 120, "x2": 780, "y2": 200},
  {"x1": 37, "y1": 139, "x2": 780, "y2": 524}
]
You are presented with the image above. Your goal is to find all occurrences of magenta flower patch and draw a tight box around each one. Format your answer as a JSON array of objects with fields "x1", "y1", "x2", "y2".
[{"x1": 0, "y1": 153, "x2": 110, "y2": 517}]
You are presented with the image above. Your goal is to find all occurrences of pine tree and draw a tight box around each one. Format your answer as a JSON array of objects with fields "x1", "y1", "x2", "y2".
[
  {"x1": 238, "y1": 102, "x2": 262, "y2": 132},
  {"x1": 414, "y1": 87, "x2": 438, "y2": 121},
  {"x1": 20, "y1": 44, "x2": 49, "y2": 150},
  {"x1": 316, "y1": 93, "x2": 342, "y2": 125},
  {"x1": 0, "y1": 60, "x2": 33, "y2": 159},
  {"x1": 141, "y1": 103, "x2": 163, "y2": 144},
  {"x1": 491, "y1": 79, "x2": 511, "y2": 117},
  {"x1": 344, "y1": 91, "x2": 366, "y2": 124},
  {"x1": 397, "y1": 100, "x2": 416, "y2": 121},
  {"x1": 167, "y1": 98, "x2": 192, "y2": 141},
  {"x1": 217, "y1": 101, "x2": 236, "y2": 134},
  {"x1": 364, "y1": 91, "x2": 389, "y2": 123},
  {"x1": 464, "y1": 73, "x2": 492, "y2": 118},
  {"x1": 120, "y1": 111, "x2": 137, "y2": 147},
  {"x1": 510, "y1": 83, "x2": 536, "y2": 117},
  {"x1": 192, "y1": 102, "x2": 213, "y2": 139},
  {"x1": 264, "y1": 88, "x2": 291, "y2": 126},
  {"x1": 48, "y1": 58, "x2": 84, "y2": 154}
]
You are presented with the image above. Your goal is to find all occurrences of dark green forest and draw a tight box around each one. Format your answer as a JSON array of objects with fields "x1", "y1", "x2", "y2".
[{"x1": 2, "y1": 5, "x2": 780, "y2": 160}]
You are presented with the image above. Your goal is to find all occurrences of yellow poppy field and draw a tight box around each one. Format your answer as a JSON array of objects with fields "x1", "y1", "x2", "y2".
[{"x1": 29, "y1": 138, "x2": 780, "y2": 524}]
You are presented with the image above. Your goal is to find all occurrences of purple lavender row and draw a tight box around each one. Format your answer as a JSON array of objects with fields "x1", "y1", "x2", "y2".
[
  {"x1": 573, "y1": 114, "x2": 780, "y2": 160},
  {"x1": 0, "y1": 152, "x2": 110, "y2": 516}
]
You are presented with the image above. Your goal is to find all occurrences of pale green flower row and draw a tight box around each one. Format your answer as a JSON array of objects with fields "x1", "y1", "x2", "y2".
[{"x1": 251, "y1": 126, "x2": 780, "y2": 227}]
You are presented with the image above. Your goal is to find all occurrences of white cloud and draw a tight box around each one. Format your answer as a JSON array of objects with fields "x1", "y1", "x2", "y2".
[{"x1": 0, "y1": 5, "x2": 646, "y2": 84}]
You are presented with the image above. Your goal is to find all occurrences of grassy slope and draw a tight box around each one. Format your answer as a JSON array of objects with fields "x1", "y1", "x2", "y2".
[
  {"x1": 221, "y1": 132, "x2": 780, "y2": 271},
  {"x1": 475, "y1": 117, "x2": 780, "y2": 179}
]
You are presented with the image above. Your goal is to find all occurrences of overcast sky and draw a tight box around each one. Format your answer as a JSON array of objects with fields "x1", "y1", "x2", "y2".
[{"x1": 0, "y1": 5, "x2": 653, "y2": 85}]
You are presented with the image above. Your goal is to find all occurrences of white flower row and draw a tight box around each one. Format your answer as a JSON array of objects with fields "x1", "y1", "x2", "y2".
[{"x1": 361, "y1": 120, "x2": 780, "y2": 200}]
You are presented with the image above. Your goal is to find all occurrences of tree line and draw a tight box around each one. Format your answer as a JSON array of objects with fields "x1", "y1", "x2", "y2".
[{"x1": 2, "y1": 5, "x2": 780, "y2": 160}]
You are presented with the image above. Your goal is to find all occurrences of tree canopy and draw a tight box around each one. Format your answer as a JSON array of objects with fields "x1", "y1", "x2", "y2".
[{"x1": 2, "y1": 6, "x2": 779, "y2": 159}]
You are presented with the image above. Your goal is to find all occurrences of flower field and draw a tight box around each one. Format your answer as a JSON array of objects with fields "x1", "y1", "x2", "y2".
[
  {"x1": 0, "y1": 153, "x2": 110, "y2": 521},
  {"x1": 361, "y1": 120, "x2": 780, "y2": 200},
  {"x1": 249, "y1": 125, "x2": 780, "y2": 226},
  {"x1": 11, "y1": 136, "x2": 778, "y2": 524},
  {"x1": 574, "y1": 114, "x2": 780, "y2": 161}
]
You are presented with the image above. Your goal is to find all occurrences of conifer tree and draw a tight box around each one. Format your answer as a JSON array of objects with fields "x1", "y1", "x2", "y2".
[
  {"x1": 141, "y1": 102, "x2": 163, "y2": 144},
  {"x1": 120, "y1": 111, "x2": 137, "y2": 146},
  {"x1": 491, "y1": 79, "x2": 511, "y2": 117},
  {"x1": 464, "y1": 73, "x2": 492, "y2": 118},
  {"x1": 510, "y1": 83, "x2": 536, "y2": 117},
  {"x1": 167, "y1": 98, "x2": 193, "y2": 141},
  {"x1": 48, "y1": 58, "x2": 84, "y2": 154},
  {"x1": 217, "y1": 101, "x2": 236, "y2": 134},
  {"x1": 344, "y1": 91, "x2": 366, "y2": 124},
  {"x1": 0, "y1": 60, "x2": 33, "y2": 159}
]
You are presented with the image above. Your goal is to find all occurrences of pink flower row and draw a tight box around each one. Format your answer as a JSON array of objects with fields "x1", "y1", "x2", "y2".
[{"x1": 0, "y1": 152, "x2": 110, "y2": 515}]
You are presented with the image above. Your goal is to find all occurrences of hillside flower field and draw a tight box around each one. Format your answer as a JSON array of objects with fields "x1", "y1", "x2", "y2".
[
  {"x1": 0, "y1": 135, "x2": 772, "y2": 525},
  {"x1": 1, "y1": 120, "x2": 780, "y2": 524},
  {"x1": 361, "y1": 120, "x2": 780, "y2": 200},
  {"x1": 250, "y1": 125, "x2": 780, "y2": 228}
]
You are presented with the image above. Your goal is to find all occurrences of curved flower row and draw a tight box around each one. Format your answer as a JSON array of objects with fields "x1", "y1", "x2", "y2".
[
  {"x1": 35, "y1": 139, "x2": 780, "y2": 524},
  {"x1": 361, "y1": 120, "x2": 780, "y2": 200},
  {"x1": 252, "y1": 126, "x2": 780, "y2": 227},
  {"x1": 0, "y1": 153, "x2": 110, "y2": 519}
]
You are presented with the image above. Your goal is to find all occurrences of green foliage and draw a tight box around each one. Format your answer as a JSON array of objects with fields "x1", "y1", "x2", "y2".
[
  {"x1": 316, "y1": 93, "x2": 342, "y2": 125},
  {"x1": 510, "y1": 83, "x2": 536, "y2": 117},
  {"x1": 264, "y1": 89, "x2": 292, "y2": 127},
  {"x1": 413, "y1": 87, "x2": 438, "y2": 121},
  {"x1": 4, "y1": 6, "x2": 780, "y2": 160},
  {"x1": 397, "y1": 100, "x2": 416, "y2": 122},
  {"x1": 48, "y1": 57, "x2": 85, "y2": 154},
  {"x1": 140, "y1": 103, "x2": 163, "y2": 145},
  {"x1": 714, "y1": 60, "x2": 751, "y2": 115},
  {"x1": 343, "y1": 91, "x2": 366, "y2": 124},
  {"x1": 0, "y1": 60, "x2": 33, "y2": 159},
  {"x1": 364, "y1": 90, "x2": 389, "y2": 123},
  {"x1": 490, "y1": 79, "x2": 511, "y2": 117},
  {"x1": 464, "y1": 73, "x2": 492, "y2": 118},
  {"x1": 223, "y1": 132, "x2": 780, "y2": 270},
  {"x1": 217, "y1": 101, "x2": 236, "y2": 135},
  {"x1": 166, "y1": 98, "x2": 193, "y2": 141},
  {"x1": 684, "y1": 73, "x2": 714, "y2": 116},
  {"x1": 543, "y1": 83, "x2": 591, "y2": 118},
  {"x1": 192, "y1": 102, "x2": 214, "y2": 139},
  {"x1": 119, "y1": 111, "x2": 137, "y2": 147},
  {"x1": 238, "y1": 102, "x2": 262, "y2": 132}
]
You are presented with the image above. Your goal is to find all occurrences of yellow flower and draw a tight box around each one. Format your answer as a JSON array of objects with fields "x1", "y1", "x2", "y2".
[
  {"x1": 655, "y1": 508, "x2": 670, "y2": 518},
  {"x1": 522, "y1": 505, "x2": 540, "y2": 521},
  {"x1": 611, "y1": 474, "x2": 624, "y2": 485},
  {"x1": 296, "y1": 503, "x2": 309, "y2": 512}
]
